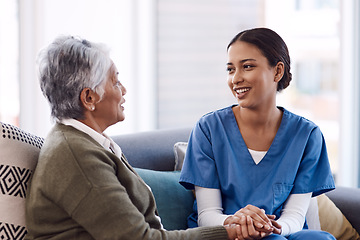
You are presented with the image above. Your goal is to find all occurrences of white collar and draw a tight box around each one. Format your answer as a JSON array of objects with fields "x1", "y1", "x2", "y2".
[{"x1": 60, "y1": 119, "x2": 122, "y2": 157}]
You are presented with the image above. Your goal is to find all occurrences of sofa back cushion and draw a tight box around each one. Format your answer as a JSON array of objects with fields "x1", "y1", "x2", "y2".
[
  {"x1": 112, "y1": 128, "x2": 191, "y2": 171},
  {"x1": 0, "y1": 122, "x2": 43, "y2": 239}
]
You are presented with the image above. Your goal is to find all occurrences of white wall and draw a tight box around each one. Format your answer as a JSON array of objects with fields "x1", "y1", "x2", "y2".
[
  {"x1": 339, "y1": 0, "x2": 360, "y2": 187},
  {"x1": 17, "y1": 0, "x2": 156, "y2": 137},
  {"x1": 0, "y1": 0, "x2": 19, "y2": 125},
  {"x1": 2, "y1": 0, "x2": 359, "y2": 186}
]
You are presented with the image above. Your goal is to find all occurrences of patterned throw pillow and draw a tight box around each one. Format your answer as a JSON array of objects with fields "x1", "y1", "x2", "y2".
[{"x1": 0, "y1": 122, "x2": 43, "y2": 240}]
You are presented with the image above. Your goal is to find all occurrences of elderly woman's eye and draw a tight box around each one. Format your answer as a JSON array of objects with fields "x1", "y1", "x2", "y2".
[{"x1": 114, "y1": 81, "x2": 121, "y2": 87}]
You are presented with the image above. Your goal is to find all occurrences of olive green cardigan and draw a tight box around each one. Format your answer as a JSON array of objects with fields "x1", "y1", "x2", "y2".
[{"x1": 25, "y1": 123, "x2": 227, "y2": 240}]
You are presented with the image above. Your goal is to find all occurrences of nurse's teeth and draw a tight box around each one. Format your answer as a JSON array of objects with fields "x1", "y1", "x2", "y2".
[{"x1": 236, "y1": 88, "x2": 250, "y2": 94}]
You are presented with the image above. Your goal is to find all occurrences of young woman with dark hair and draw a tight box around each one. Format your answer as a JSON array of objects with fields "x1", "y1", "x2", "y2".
[{"x1": 180, "y1": 28, "x2": 335, "y2": 240}]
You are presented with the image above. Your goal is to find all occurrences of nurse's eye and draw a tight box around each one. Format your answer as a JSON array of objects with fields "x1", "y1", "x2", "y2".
[
  {"x1": 226, "y1": 67, "x2": 235, "y2": 74},
  {"x1": 243, "y1": 64, "x2": 254, "y2": 70}
]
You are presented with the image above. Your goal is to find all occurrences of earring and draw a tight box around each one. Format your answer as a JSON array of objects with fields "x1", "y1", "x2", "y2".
[{"x1": 90, "y1": 106, "x2": 95, "y2": 111}]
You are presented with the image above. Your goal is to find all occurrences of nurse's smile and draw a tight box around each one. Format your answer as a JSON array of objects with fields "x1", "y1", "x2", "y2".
[{"x1": 234, "y1": 87, "x2": 250, "y2": 99}]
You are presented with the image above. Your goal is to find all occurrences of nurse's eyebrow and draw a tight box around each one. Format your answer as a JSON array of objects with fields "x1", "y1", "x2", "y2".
[{"x1": 227, "y1": 58, "x2": 257, "y2": 65}]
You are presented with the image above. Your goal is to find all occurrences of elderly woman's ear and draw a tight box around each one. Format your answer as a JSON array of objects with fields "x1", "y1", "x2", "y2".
[{"x1": 80, "y1": 88, "x2": 99, "y2": 111}]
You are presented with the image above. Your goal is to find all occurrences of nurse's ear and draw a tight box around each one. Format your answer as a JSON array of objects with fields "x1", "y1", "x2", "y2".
[{"x1": 274, "y1": 62, "x2": 284, "y2": 83}]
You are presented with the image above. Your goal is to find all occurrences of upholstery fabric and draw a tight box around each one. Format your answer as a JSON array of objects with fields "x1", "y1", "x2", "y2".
[
  {"x1": 318, "y1": 194, "x2": 360, "y2": 240},
  {"x1": 326, "y1": 186, "x2": 360, "y2": 234},
  {"x1": 135, "y1": 168, "x2": 195, "y2": 230},
  {"x1": 112, "y1": 128, "x2": 191, "y2": 171},
  {"x1": 0, "y1": 122, "x2": 44, "y2": 239}
]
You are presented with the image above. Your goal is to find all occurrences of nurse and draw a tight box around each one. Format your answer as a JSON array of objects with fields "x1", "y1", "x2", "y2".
[{"x1": 179, "y1": 28, "x2": 336, "y2": 240}]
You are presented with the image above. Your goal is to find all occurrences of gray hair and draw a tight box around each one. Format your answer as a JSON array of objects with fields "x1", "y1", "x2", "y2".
[{"x1": 38, "y1": 35, "x2": 112, "y2": 121}]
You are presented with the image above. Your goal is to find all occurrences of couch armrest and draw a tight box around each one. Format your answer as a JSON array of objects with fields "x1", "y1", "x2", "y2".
[{"x1": 326, "y1": 186, "x2": 360, "y2": 234}]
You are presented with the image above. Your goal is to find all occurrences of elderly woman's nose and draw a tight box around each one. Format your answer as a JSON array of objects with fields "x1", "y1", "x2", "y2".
[{"x1": 121, "y1": 84, "x2": 127, "y2": 95}]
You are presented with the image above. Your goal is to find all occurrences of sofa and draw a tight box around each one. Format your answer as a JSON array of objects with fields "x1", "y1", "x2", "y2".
[
  {"x1": 112, "y1": 127, "x2": 360, "y2": 239},
  {"x1": 1, "y1": 122, "x2": 360, "y2": 239}
]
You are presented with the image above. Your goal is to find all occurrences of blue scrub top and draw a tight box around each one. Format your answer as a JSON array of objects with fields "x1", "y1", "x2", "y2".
[{"x1": 179, "y1": 105, "x2": 335, "y2": 219}]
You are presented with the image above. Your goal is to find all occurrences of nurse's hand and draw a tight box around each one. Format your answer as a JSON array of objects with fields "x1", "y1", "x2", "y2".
[
  {"x1": 225, "y1": 215, "x2": 273, "y2": 239},
  {"x1": 230, "y1": 205, "x2": 274, "y2": 234},
  {"x1": 268, "y1": 217, "x2": 282, "y2": 235}
]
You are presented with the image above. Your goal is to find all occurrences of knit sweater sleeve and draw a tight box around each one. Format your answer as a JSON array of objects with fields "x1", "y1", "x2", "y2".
[
  {"x1": 71, "y1": 151, "x2": 228, "y2": 239},
  {"x1": 71, "y1": 175, "x2": 227, "y2": 240},
  {"x1": 34, "y1": 125, "x2": 228, "y2": 240}
]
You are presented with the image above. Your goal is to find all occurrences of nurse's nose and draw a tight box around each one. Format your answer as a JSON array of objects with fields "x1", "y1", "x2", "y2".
[{"x1": 232, "y1": 71, "x2": 244, "y2": 85}]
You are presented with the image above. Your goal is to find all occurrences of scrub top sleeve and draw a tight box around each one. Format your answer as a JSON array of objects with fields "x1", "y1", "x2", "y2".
[
  {"x1": 293, "y1": 127, "x2": 335, "y2": 196},
  {"x1": 179, "y1": 121, "x2": 220, "y2": 190}
]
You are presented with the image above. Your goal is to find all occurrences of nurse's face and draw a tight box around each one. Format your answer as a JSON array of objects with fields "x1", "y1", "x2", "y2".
[{"x1": 226, "y1": 41, "x2": 279, "y2": 110}]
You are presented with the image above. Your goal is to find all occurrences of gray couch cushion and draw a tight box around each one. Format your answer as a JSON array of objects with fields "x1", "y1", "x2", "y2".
[
  {"x1": 326, "y1": 186, "x2": 360, "y2": 234},
  {"x1": 112, "y1": 128, "x2": 191, "y2": 171}
]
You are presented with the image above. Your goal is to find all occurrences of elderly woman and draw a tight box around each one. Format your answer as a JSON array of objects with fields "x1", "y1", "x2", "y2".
[{"x1": 25, "y1": 36, "x2": 243, "y2": 240}]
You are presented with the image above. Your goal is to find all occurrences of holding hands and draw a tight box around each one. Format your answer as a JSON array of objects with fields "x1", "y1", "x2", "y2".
[{"x1": 224, "y1": 205, "x2": 282, "y2": 240}]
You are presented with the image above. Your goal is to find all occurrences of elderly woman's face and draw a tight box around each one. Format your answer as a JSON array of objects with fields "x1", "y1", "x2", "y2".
[{"x1": 94, "y1": 64, "x2": 126, "y2": 128}]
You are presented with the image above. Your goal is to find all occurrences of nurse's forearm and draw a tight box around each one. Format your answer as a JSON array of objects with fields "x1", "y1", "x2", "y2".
[
  {"x1": 276, "y1": 192, "x2": 312, "y2": 236},
  {"x1": 195, "y1": 186, "x2": 229, "y2": 226}
]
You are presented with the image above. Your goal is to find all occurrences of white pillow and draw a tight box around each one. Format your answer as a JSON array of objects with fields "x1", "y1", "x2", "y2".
[
  {"x1": 173, "y1": 142, "x2": 188, "y2": 171},
  {"x1": 0, "y1": 122, "x2": 43, "y2": 239}
]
